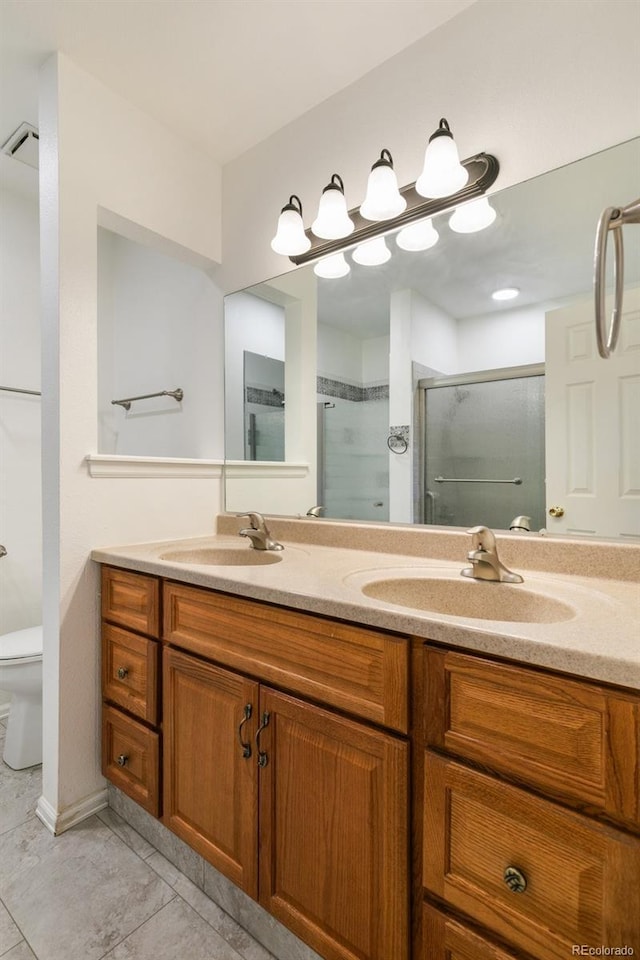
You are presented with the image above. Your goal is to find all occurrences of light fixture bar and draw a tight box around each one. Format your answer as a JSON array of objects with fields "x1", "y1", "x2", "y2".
[{"x1": 289, "y1": 152, "x2": 499, "y2": 265}]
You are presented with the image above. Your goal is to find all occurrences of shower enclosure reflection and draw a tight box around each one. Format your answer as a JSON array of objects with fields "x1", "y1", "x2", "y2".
[{"x1": 418, "y1": 366, "x2": 545, "y2": 530}]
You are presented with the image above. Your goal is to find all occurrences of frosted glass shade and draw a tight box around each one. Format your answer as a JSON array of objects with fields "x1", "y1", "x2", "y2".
[
  {"x1": 313, "y1": 253, "x2": 351, "y2": 279},
  {"x1": 352, "y1": 237, "x2": 391, "y2": 266},
  {"x1": 270, "y1": 200, "x2": 310, "y2": 256},
  {"x1": 416, "y1": 123, "x2": 468, "y2": 199},
  {"x1": 311, "y1": 180, "x2": 355, "y2": 239},
  {"x1": 449, "y1": 196, "x2": 497, "y2": 233},
  {"x1": 396, "y1": 218, "x2": 439, "y2": 251},
  {"x1": 360, "y1": 155, "x2": 406, "y2": 221}
]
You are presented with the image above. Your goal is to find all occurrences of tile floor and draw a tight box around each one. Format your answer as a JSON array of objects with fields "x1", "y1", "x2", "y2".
[{"x1": 0, "y1": 718, "x2": 275, "y2": 960}]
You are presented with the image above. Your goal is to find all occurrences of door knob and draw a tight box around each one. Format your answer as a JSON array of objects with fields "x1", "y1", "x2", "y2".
[{"x1": 548, "y1": 506, "x2": 565, "y2": 518}]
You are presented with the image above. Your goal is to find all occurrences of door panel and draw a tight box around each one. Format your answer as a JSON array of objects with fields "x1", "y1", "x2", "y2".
[
  {"x1": 258, "y1": 687, "x2": 409, "y2": 960},
  {"x1": 163, "y1": 646, "x2": 259, "y2": 896}
]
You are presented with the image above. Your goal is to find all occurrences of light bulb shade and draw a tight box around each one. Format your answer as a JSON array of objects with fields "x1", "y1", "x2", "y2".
[
  {"x1": 396, "y1": 218, "x2": 439, "y2": 252},
  {"x1": 313, "y1": 252, "x2": 351, "y2": 279},
  {"x1": 270, "y1": 195, "x2": 311, "y2": 255},
  {"x1": 360, "y1": 149, "x2": 407, "y2": 221},
  {"x1": 352, "y1": 236, "x2": 391, "y2": 266},
  {"x1": 449, "y1": 196, "x2": 496, "y2": 233},
  {"x1": 416, "y1": 118, "x2": 468, "y2": 199},
  {"x1": 311, "y1": 174, "x2": 355, "y2": 239}
]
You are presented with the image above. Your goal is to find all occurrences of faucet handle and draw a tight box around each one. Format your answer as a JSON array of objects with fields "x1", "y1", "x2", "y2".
[
  {"x1": 466, "y1": 525, "x2": 496, "y2": 552},
  {"x1": 236, "y1": 512, "x2": 266, "y2": 531}
]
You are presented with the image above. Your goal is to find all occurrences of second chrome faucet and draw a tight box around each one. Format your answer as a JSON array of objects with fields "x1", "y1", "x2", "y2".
[{"x1": 236, "y1": 512, "x2": 284, "y2": 551}]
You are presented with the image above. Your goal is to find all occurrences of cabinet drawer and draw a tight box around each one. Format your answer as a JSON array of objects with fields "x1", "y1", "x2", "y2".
[
  {"x1": 102, "y1": 623, "x2": 159, "y2": 724},
  {"x1": 102, "y1": 566, "x2": 160, "y2": 637},
  {"x1": 102, "y1": 705, "x2": 160, "y2": 817},
  {"x1": 423, "y1": 751, "x2": 640, "y2": 960},
  {"x1": 422, "y1": 902, "x2": 520, "y2": 960},
  {"x1": 425, "y1": 646, "x2": 639, "y2": 828},
  {"x1": 163, "y1": 582, "x2": 408, "y2": 732}
]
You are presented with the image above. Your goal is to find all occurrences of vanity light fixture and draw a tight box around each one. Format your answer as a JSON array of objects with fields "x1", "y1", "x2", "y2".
[
  {"x1": 352, "y1": 236, "x2": 391, "y2": 266},
  {"x1": 270, "y1": 117, "x2": 499, "y2": 265},
  {"x1": 360, "y1": 149, "x2": 407, "y2": 221},
  {"x1": 311, "y1": 174, "x2": 355, "y2": 240},
  {"x1": 270, "y1": 195, "x2": 311, "y2": 255},
  {"x1": 416, "y1": 118, "x2": 469, "y2": 199},
  {"x1": 313, "y1": 252, "x2": 351, "y2": 279},
  {"x1": 396, "y1": 218, "x2": 439, "y2": 252},
  {"x1": 491, "y1": 287, "x2": 520, "y2": 301},
  {"x1": 449, "y1": 196, "x2": 497, "y2": 233}
]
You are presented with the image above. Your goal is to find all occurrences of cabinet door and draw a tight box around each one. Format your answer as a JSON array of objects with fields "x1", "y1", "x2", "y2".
[
  {"x1": 258, "y1": 687, "x2": 409, "y2": 960},
  {"x1": 163, "y1": 647, "x2": 259, "y2": 897}
]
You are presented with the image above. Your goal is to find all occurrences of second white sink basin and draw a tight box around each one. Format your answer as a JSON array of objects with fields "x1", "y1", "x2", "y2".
[
  {"x1": 360, "y1": 576, "x2": 575, "y2": 623},
  {"x1": 160, "y1": 547, "x2": 282, "y2": 566}
]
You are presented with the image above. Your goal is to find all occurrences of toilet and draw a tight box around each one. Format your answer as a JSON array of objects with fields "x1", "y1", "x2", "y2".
[{"x1": 0, "y1": 625, "x2": 43, "y2": 769}]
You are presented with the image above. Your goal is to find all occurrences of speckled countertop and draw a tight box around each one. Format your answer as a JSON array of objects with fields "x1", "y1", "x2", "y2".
[{"x1": 92, "y1": 517, "x2": 640, "y2": 691}]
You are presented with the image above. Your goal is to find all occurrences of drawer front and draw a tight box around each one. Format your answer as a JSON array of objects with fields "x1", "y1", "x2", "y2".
[
  {"x1": 102, "y1": 566, "x2": 160, "y2": 637},
  {"x1": 423, "y1": 751, "x2": 640, "y2": 960},
  {"x1": 102, "y1": 705, "x2": 160, "y2": 817},
  {"x1": 425, "y1": 646, "x2": 640, "y2": 828},
  {"x1": 102, "y1": 623, "x2": 159, "y2": 724},
  {"x1": 422, "y1": 902, "x2": 520, "y2": 960},
  {"x1": 163, "y1": 581, "x2": 408, "y2": 733}
]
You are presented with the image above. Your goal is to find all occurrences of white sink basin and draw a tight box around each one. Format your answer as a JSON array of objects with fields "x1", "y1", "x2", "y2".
[
  {"x1": 360, "y1": 576, "x2": 575, "y2": 623},
  {"x1": 159, "y1": 547, "x2": 283, "y2": 566}
]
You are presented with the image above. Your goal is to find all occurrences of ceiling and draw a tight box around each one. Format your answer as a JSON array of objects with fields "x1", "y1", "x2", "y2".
[{"x1": 0, "y1": 0, "x2": 475, "y2": 173}]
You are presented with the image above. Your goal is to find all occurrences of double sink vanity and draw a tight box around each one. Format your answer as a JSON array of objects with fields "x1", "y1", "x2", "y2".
[{"x1": 93, "y1": 515, "x2": 640, "y2": 960}]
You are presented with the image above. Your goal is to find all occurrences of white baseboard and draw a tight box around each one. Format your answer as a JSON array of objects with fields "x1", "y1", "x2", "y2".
[{"x1": 36, "y1": 787, "x2": 109, "y2": 836}]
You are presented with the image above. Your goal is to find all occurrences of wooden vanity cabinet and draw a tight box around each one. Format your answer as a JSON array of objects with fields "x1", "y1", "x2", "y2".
[
  {"x1": 101, "y1": 566, "x2": 162, "y2": 816},
  {"x1": 161, "y1": 582, "x2": 410, "y2": 960},
  {"x1": 421, "y1": 645, "x2": 640, "y2": 959}
]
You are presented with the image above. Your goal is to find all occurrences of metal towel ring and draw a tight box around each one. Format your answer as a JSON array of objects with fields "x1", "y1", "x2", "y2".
[
  {"x1": 594, "y1": 206, "x2": 624, "y2": 359},
  {"x1": 594, "y1": 198, "x2": 640, "y2": 359},
  {"x1": 387, "y1": 433, "x2": 408, "y2": 454}
]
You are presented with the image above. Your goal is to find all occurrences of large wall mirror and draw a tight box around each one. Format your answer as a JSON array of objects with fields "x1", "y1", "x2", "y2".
[{"x1": 224, "y1": 138, "x2": 640, "y2": 540}]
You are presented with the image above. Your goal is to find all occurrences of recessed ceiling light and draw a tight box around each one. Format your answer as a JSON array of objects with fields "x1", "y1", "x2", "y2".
[{"x1": 492, "y1": 287, "x2": 520, "y2": 301}]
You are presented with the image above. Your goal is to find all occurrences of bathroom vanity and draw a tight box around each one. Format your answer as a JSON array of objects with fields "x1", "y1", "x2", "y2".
[{"x1": 95, "y1": 522, "x2": 640, "y2": 960}]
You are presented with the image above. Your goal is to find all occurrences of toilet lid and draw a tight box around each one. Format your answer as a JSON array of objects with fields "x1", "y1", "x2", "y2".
[{"x1": 0, "y1": 625, "x2": 43, "y2": 660}]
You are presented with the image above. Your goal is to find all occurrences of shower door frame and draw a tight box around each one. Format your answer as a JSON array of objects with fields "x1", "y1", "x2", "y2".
[{"x1": 415, "y1": 363, "x2": 545, "y2": 525}]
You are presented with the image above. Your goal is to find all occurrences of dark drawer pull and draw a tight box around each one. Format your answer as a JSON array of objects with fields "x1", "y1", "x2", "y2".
[
  {"x1": 116, "y1": 667, "x2": 129, "y2": 680},
  {"x1": 116, "y1": 754, "x2": 129, "y2": 767}
]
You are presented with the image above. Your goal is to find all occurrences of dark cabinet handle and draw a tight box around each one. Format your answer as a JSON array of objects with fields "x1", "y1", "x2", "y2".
[
  {"x1": 116, "y1": 667, "x2": 129, "y2": 680},
  {"x1": 116, "y1": 754, "x2": 128, "y2": 767},
  {"x1": 255, "y1": 711, "x2": 270, "y2": 768},
  {"x1": 238, "y1": 703, "x2": 253, "y2": 759}
]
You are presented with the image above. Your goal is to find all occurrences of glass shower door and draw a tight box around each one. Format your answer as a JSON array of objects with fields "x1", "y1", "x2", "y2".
[{"x1": 421, "y1": 369, "x2": 545, "y2": 531}]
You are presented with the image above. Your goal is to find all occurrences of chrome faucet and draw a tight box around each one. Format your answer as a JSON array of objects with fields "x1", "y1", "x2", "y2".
[
  {"x1": 236, "y1": 512, "x2": 283, "y2": 551},
  {"x1": 461, "y1": 525, "x2": 523, "y2": 583},
  {"x1": 306, "y1": 505, "x2": 324, "y2": 518}
]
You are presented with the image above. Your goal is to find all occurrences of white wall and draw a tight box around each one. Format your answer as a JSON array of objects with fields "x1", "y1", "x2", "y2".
[
  {"x1": 39, "y1": 54, "x2": 224, "y2": 830},
  {"x1": 97, "y1": 229, "x2": 221, "y2": 458},
  {"x1": 221, "y1": 0, "x2": 640, "y2": 295},
  {"x1": 457, "y1": 305, "x2": 545, "y2": 372},
  {"x1": 410, "y1": 291, "x2": 458, "y2": 375},
  {"x1": 0, "y1": 187, "x2": 42, "y2": 714}
]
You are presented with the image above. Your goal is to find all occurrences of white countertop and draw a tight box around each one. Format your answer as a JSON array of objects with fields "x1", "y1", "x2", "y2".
[{"x1": 91, "y1": 531, "x2": 640, "y2": 690}]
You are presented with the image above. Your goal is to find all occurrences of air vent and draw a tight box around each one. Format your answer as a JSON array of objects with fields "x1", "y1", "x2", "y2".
[{"x1": 2, "y1": 122, "x2": 39, "y2": 170}]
